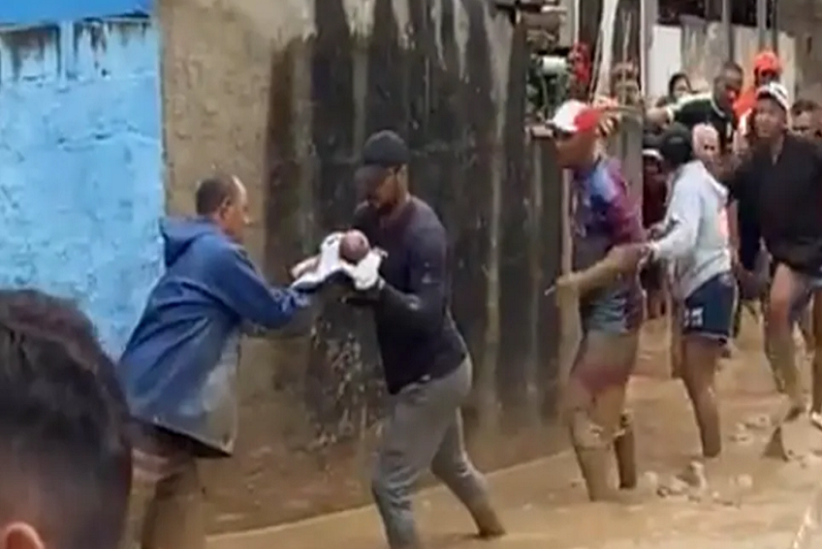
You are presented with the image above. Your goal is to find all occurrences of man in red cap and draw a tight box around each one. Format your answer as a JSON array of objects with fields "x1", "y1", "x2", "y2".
[
  {"x1": 734, "y1": 50, "x2": 782, "y2": 124},
  {"x1": 551, "y1": 99, "x2": 647, "y2": 501}
]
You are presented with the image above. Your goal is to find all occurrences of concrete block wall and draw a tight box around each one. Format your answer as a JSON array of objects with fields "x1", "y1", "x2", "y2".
[{"x1": 0, "y1": 3, "x2": 164, "y2": 354}]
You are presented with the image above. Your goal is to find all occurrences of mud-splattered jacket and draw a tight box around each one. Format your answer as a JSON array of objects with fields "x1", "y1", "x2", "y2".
[
  {"x1": 118, "y1": 218, "x2": 310, "y2": 455},
  {"x1": 571, "y1": 157, "x2": 645, "y2": 333}
]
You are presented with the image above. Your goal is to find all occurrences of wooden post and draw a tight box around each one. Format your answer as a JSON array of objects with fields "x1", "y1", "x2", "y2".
[{"x1": 556, "y1": 167, "x2": 579, "y2": 417}]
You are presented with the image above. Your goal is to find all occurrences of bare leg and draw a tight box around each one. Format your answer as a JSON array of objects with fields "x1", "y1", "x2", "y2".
[
  {"x1": 680, "y1": 335, "x2": 723, "y2": 458},
  {"x1": 565, "y1": 332, "x2": 638, "y2": 501},
  {"x1": 769, "y1": 264, "x2": 807, "y2": 417}
]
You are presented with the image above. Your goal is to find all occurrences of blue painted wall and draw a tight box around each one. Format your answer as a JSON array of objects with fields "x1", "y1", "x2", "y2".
[
  {"x1": 0, "y1": 17, "x2": 164, "y2": 355},
  {"x1": 0, "y1": 0, "x2": 151, "y2": 26}
]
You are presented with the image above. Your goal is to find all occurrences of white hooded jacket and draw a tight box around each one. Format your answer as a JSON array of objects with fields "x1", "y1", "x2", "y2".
[{"x1": 650, "y1": 160, "x2": 732, "y2": 299}]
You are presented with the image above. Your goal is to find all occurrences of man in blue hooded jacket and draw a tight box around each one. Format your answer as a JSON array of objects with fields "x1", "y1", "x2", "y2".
[{"x1": 118, "y1": 174, "x2": 311, "y2": 549}]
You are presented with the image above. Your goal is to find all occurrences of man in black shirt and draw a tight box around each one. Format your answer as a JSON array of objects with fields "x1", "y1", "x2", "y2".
[
  {"x1": 646, "y1": 62, "x2": 743, "y2": 155},
  {"x1": 725, "y1": 83, "x2": 822, "y2": 420},
  {"x1": 346, "y1": 130, "x2": 505, "y2": 549}
]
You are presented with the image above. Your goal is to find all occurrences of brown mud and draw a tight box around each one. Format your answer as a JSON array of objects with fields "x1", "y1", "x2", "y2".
[{"x1": 208, "y1": 317, "x2": 822, "y2": 548}]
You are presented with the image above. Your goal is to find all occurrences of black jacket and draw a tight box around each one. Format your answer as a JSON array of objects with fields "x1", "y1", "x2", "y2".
[{"x1": 726, "y1": 134, "x2": 822, "y2": 275}]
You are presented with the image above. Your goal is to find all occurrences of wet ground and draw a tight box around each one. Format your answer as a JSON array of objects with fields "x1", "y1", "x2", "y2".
[{"x1": 209, "y1": 318, "x2": 822, "y2": 549}]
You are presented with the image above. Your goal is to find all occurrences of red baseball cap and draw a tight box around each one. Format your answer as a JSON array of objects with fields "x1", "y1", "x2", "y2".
[
  {"x1": 753, "y1": 50, "x2": 781, "y2": 75},
  {"x1": 549, "y1": 100, "x2": 601, "y2": 135}
]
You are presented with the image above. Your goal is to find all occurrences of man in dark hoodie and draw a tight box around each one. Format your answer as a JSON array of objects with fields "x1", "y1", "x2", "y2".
[
  {"x1": 118, "y1": 174, "x2": 311, "y2": 549},
  {"x1": 726, "y1": 83, "x2": 822, "y2": 422},
  {"x1": 346, "y1": 131, "x2": 505, "y2": 549}
]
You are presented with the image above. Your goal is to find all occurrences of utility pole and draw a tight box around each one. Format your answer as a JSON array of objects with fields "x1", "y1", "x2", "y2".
[
  {"x1": 721, "y1": 0, "x2": 732, "y2": 60},
  {"x1": 770, "y1": 0, "x2": 779, "y2": 54},
  {"x1": 757, "y1": 0, "x2": 768, "y2": 49}
]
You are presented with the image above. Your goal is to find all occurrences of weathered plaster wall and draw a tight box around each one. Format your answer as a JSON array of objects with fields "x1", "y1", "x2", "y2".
[
  {"x1": 0, "y1": 3, "x2": 163, "y2": 355},
  {"x1": 160, "y1": 0, "x2": 566, "y2": 533}
]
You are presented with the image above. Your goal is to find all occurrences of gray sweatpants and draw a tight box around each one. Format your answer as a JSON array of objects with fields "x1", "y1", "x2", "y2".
[{"x1": 372, "y1": 358, "x2": 488, "y2": 548}]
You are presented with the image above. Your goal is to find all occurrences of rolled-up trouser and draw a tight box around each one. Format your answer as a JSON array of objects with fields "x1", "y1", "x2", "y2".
[
  {"x1": 372, "y1": 358, "x2": 488, "y2": 548},
  {"x1": 121, "y1": 423, "x2": 207, "y2": 549}
]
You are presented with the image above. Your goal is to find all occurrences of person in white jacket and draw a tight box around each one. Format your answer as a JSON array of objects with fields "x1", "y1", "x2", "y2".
[{"x1": 645, "y1": 123, "x2": 736, "y2": 459}]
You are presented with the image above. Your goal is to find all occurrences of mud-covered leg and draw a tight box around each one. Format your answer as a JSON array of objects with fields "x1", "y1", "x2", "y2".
[
  {"x1": 681, "y1": 335, "x2": 723, "y2": 458},
  {"x1": 142, "y1": 461, "x2": 206, "y2": 549},
  {"x1": 769, "y1": 264, "x2": 807, "y2": 417},
  {"x1": 565, "y1": 332, "x2": 638, "y2": 501},
  {"x1": 430, "y1": 411, "x2": 505, "y2": 539},
  {"x1": 613, "y1": 412, "x2": 637, "y2": 489}
]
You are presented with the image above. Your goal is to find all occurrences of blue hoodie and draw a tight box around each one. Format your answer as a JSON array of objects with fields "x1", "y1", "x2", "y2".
[{"x1": 118, "y1": 217, "x2": 310, "y2": 455}]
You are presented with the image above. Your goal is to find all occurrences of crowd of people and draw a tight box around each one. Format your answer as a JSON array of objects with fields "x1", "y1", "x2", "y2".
[
  {"x1": 4, "y1": 42, "x2": 822, "y2": 549},
  {"x1": 549, "y1": 47, "x2": 822, "y2": 503}
]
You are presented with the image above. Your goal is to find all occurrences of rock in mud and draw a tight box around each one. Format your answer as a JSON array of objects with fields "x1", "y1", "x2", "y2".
[
  {"x1": 733, "y1": 474, "x2": 754, "y2": 490},
  {"x1": 730, "y1": 423, "x2": 755, "y2": 445},
  {"x1": 679, "y1": 461, "x2": 708, "y2": 491},
  {"x1": 640, "y1": 471, "x2": 660, "y2": 492},
  {"x1": 657, "y1": 476, "x2": 689, "y2": 498},
  {"x1": 744, "y1": 414, "x2": 772, "y2": 431}
]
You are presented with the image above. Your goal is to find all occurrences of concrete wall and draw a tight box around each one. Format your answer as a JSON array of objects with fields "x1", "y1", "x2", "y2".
[
  {"x1": 0, "y1": 3, "x2": 163, "y2": 354},
  {"x1": 646, "y1": 21, "x2": 796, "y2": 101},
  {"x1": 779, "y1": 0, "x2": 822, "y2": 100},
  {"x1": 159, "y1": 0, "x2": 566, "y2": 533}
]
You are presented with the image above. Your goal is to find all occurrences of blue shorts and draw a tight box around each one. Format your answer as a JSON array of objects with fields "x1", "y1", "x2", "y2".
[
  {"x1": 579, "y1": 285, "x2": 643, "y2": 335},
  {"x1": 682, "y1": 272, "x2": 737, "y2": 342}
]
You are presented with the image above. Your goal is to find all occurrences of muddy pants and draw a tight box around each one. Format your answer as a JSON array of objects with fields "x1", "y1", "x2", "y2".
[
  {"x1": 372, "y1": 358, "x2": 494, "y2": 548},
  {"x1": 566, "y1": 321, "x2": 639, "y2": 501},
  {"x1": 121, "y1": 424, "x2": 207, "y2": 549}
]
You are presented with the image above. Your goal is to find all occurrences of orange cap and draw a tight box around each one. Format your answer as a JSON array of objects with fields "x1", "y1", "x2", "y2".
[{"x1": 753, "y1": 50, "x2": 781, "y2": 75}]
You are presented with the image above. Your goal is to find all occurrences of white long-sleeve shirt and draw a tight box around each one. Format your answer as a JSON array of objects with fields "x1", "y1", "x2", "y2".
[{"x1": 650, "y1": 160, "x2": 732, "y2": 299}]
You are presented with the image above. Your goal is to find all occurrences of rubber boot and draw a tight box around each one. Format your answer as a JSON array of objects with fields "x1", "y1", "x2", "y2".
[
  {"x1": 613, "y1": 414, "x2": 637, "y2": 490},
  {"x1": 574, "y1": 445, "x2": 617, "y2": 501},
  {"x1": 467, "y1": 500, "x2": 506, "y2": 539}
]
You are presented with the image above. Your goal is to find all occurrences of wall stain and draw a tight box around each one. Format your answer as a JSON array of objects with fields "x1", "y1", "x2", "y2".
[
  {"x1": 74, "y1": 20, "x2": 108, "y2": 53},
  {"x1": 0, "y1": 25, "x2": 59, "y2": 80}
]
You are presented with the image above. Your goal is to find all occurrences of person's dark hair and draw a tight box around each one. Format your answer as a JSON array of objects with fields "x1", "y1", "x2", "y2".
[
  {"x1": 721, "y1": 60, "x2": 743, "y2": 76},
  {"x1": 791, "y1": 98, "x2": 820, "y2": 118},
  {"x1": 659, "y1": 122, "x2": 694, "y2": 169},
  {"x1": 667, "y1": 72, "x2": 690, "y2": 97},
  {"x1": 0, "y1": 289, "x2": 131, "y2": 549},
  {"x1": 195, "y1": 174, "x2": 238, "y2": 215}
]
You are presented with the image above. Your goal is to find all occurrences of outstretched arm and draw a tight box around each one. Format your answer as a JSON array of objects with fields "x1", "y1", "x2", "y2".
[
  {"x1": 649, "y1": 175, "x2": 701, "y2": 261},
  {"x1": 213, "y1": 246, "x2": 311, "y2": 330}
]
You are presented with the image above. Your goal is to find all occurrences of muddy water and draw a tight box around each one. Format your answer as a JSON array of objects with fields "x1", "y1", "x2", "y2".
[{"x1": 208, "y1": 318, "x2": 822, "y2": 548}]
